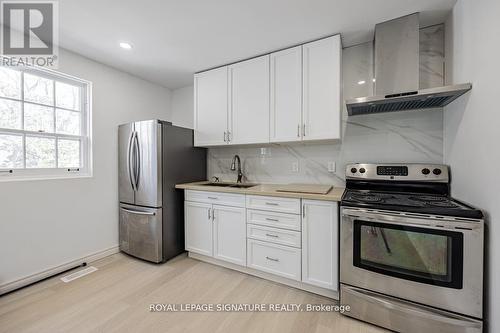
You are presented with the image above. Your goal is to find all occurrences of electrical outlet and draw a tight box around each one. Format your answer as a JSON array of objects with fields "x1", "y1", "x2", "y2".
[
  {"x1": 292, "y1": 161, "x2": 299, "y2": 173},
  {"x1": 327, "y1": 161, "x2": 336, "y2": 173}
]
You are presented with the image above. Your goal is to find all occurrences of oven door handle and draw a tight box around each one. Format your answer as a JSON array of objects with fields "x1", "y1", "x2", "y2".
[
  {"x1": 341, "y1": 208, "x2": 482, "y2": 230},
  {"x1": 346, "y1": 286, "x2": 483, "y2": 328}
]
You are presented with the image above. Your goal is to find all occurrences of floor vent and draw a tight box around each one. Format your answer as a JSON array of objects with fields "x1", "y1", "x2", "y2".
[{"x1": 61, "y1": 266, "x2": 98, "y2": 283}]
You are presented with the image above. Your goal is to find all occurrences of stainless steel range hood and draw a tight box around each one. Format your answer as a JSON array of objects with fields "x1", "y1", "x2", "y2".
[{"x1": 346, "y1": 13, "x2": 472, "y2": 116}]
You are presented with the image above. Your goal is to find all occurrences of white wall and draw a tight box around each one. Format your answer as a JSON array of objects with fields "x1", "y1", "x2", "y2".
[
  {"x1": 444, "y1": 0, "x2": 500, "y2": 331},
  {"x1": 0, "y1": 48, "x2": 172, "y2": 287},
  {"x1": 171, "y1": 85, "x2": 194, "y2": 129}
]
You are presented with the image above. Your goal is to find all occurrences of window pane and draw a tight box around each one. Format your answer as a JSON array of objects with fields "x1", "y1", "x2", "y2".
[
  {"x1": 56, "y1": 82, "x2": 81, "y2": 111},
  {"x1": 56, "y1": 109, "x2": 80, "y2": 135},
  {"x1": 0, "y1": 99, "x2": 22, "y2": 129},
  {"x1": 0, "y1": 67, "x2": 21, "y2": 99},
  {"x1": 0, "y1": 134, "x2": 23, "y2": 169},
  {"x1": 24, "y1": 73, "x2": 54, "y2": 105},
  {"x1": 24, "y1": 103, "x2": 54, "y2": 133},
  {"x1": 58, "y1": 139, "x2": 80, "y2": 168},
  {"x1": 26, "y1": 136, "x2": 56, "y2": 168}
]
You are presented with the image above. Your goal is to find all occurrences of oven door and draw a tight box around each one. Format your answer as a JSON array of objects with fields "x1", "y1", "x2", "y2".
[{"x1": 340, "y1": 207, "x2": 483, "y2": 319}]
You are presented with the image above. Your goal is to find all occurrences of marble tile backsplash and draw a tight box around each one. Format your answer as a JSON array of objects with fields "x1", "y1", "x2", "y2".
[
  {"x1": 208, "y1": 26, "x2": 445, "y2": 185},
  {"x1": 208, "y1": 109, "x2": 443, "y2": 186}
]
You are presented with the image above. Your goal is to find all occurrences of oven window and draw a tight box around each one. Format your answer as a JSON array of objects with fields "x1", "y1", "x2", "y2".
[{"x1": 353, "y1": 220, "x2": 463, "y2": 289}]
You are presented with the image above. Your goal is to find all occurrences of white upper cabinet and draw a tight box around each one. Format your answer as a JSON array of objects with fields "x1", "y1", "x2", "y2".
[
  {"x1": 194, "y1": 67, "x2": 229, "y2": 146},
  {"x1": 229, "y1": 55, "x2": 270, "y2": 144},
  {"x1": 194, "y1": 35, "x2": 341, "y2": 147},
  {"x1": 270, "y1": 46, "x2": 303, "y2": 143},
  {"x1": 302, "y1": 200, "x2": 338, "y2": 290},
  {"x1": 302, "y1": 35, "x2": 342, "y2": 141}
]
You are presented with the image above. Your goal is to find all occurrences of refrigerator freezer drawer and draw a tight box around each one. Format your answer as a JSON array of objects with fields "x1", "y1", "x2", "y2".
[{"x1": 119, "y1": 204, "x2": 162, "y2": 263}]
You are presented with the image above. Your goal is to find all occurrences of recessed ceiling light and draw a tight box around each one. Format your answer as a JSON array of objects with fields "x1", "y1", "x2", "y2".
[
  {"x1": 119, "y1": 42, "x2": 133, "y2": 50},
  {"x1": 357, "y1": 80, "x2": 366, "y2": 85}
]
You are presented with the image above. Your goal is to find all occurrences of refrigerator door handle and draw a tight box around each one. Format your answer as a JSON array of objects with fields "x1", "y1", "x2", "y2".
[
  {"x1": 133, "y1": 131, "x2": 141, "y2": 190},
  {"x1": 127, "y1": 131, "x2": 136, "y2": 191}
]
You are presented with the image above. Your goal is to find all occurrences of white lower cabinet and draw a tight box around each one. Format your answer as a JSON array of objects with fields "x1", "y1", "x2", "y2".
[
  {"x1": 185, "y1": 201, "x2": 213, "y2": 256},
  {"x1": 185, "y1": 191, "x2": 246, "y2": 266},
  {"x1": 301, "y1": 200, "x2": 339, "y2": 291},
  {"x1": 213, "y1": 205, "x2": 246, "y2": 266},
  {"x1": 185, "y1": 190, "x2": 339, "y2": 297},
  {"x1": 247, "y1": 239, "x2": 301, "y2": 281}
]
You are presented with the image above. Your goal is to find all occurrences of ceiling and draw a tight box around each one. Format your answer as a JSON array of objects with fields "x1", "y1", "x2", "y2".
[{"x1": 58, "y1": 0, "x2": 456, "y2": 89}]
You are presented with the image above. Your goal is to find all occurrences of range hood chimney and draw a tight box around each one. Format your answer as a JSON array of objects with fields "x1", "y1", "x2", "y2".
[{"x1": 346, "y1": 13, "x2": 471, "y2": 116}]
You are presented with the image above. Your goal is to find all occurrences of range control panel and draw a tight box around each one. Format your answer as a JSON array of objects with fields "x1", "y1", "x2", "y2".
[
  {"x1": 346, "y1": 163, "x2": 449, "y2": 182},
  {"x1": 377, "y1": 166, "x2": 408, "y2": 176}
]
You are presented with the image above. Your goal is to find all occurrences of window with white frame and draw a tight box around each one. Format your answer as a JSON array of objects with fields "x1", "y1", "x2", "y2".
[{"x1": 0, "y1": 65, "x2": 91, "y2": 180}]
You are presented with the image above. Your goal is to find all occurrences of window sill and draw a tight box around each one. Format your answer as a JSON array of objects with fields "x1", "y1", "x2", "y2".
[{"x1": 0, "y1": 172, "x2": 93, "y2": 183}]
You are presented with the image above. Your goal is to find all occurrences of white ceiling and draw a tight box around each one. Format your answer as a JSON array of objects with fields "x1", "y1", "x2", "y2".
[{"x1": 58, "y1": 0, "x2": 456, "y2": 89}]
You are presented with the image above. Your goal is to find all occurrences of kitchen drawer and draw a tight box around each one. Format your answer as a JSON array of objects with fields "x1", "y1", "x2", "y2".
[
  {"x1": 247, "y1": 224, "x2": 301, "y2": 248},
  {"x1": 246, "y1": 209, "x2": 301, "y2": 231},
  {"x1": 247, "y1": 239, "x2": 301, "y2": 281},
  {"x1": 246, "y1": 195, "x2": 300, "y2": 214},
  {"x1": 185, "y1": 190, "x2": 245, "y2": 207}
]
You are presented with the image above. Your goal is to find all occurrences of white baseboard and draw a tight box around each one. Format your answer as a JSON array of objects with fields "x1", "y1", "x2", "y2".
[
  {"x1": 189, "y1": 252, "x2": 339, "y2": 300},
  {"x1": 0, "y1": 246, "x2": 120, "y2": 295}
]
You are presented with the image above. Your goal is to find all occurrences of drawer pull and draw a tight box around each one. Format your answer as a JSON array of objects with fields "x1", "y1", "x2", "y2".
[
  {"x1": 266, "y1": 256, "x2": 280, "y2": 262},
  {"x1": 265, "y1": 217, "x2": 279, "y2": 222},
  {"x1": 265, "y1": 233, "x2": 279, "y2": 238},
  {"x1": 208, "y1": 196, "x2": 218, "y2": 200},
  {"x1": 265, "y1": 202, "x2": 279, "y2": 206}
]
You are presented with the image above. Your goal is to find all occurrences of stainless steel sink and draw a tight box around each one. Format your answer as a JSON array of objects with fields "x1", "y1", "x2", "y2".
[
  {"x1": 200, "y1": 183, "x2": 233, "y2": 187},
  {"x1": 200, "y1": 182, "x2": 257, "y2": 189},
  {"x1": 229, "y1": 184, "x2": 256, "y2": 188}
]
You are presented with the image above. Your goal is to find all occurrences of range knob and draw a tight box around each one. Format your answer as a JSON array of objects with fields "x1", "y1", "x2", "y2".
[
  {"x1": 422, "y1": 168, "x2": 431, "y2": 175},
  {"x1": 433, "y1": 168, "x2": 442, "y2": 175},
  {"x1": 351, "y1": 168, "x2": 357, "y2": 174},
  {"x1": 359, "y1": 168, "x2": 366, "y2": 174}
]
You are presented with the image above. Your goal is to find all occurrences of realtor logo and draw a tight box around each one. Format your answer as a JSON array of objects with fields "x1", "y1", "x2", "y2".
[{"x1": 1, "y1": 1, "x2": 59, "y2": 67}]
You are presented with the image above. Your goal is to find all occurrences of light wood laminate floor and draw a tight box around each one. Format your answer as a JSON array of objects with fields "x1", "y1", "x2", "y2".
[{"x1": 0, "y1": 254, "x2": 387, "y2": 333}]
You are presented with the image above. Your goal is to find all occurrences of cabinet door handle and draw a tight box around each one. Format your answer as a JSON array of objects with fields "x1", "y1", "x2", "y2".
[
  {"x1": 265, "y1": 202, "x2": 279, "y2": 206},
  {"x1": 227, "y1": 131, "x2": 231, "y2": 142},
  {"x1": 208, "y1": 197, "x2": 218, "y2": 200},
  {"x1": 212, "y1": 209, "x2": 215, "y2": 221},
  {"x1": 303, "y1": 124, "x2": 306, "y2": 137},
  {"x1": 303, "y1": 205, "x2": 306, "y2": 218},
  {"x1": 266, "y1": 256, "x2": 280, "y2": 262},
  {"x1": 265, "y1": 233, "x2": 279, "y2": 238},
  {"x1": 297, "y1": 124, "x2": 300, "y2": 137},
  {"x1": 223, "y1": 131, "x2": 227, "y2": 142},
  {"x1": 265, "y1": 218, "x2": 279, "y2": 222},
  {"x1": 208, "y1": 208, "x2": 211, "y2": 220}
]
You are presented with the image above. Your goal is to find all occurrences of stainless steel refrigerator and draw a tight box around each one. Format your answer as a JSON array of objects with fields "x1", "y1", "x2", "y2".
[{"x1": 118, "y1": 120, "x2": 206, "y2": 263}]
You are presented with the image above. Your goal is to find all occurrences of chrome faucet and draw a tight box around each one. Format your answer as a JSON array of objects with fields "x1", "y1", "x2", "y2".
[{"x1": 230, "y1": 155, "x2": 243, "y2": 183}]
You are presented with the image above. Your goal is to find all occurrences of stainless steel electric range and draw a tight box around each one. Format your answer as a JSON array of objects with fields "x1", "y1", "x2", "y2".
[{"x1": 340, "y1": 163, "x2": 484, "y2": 333}]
